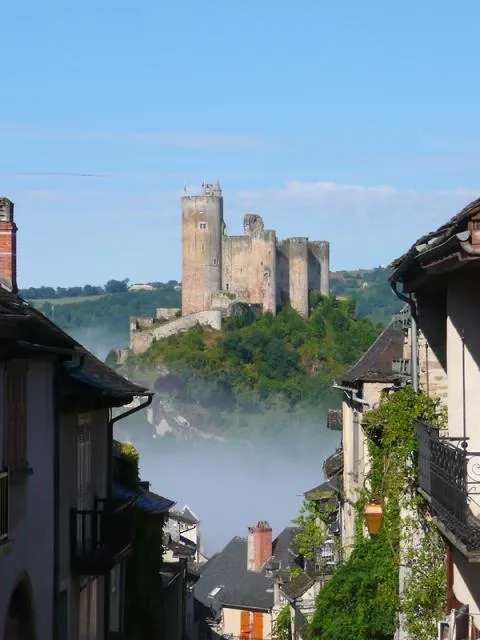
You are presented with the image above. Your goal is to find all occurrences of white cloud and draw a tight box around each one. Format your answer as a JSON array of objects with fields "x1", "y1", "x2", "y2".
[{"x1": 234, "y1": 180, "x2": 479, "y2": 224}]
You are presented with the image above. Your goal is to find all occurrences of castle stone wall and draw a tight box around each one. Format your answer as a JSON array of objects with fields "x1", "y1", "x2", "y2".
[
  {"x1": 181, "y1": 185, "x2": 223, "y2": 316},
  {"x1": 287, "y1": 238, "x2": 309, "y2": 318},
  {"x1": 130, "y1": 310, "x2": 222, "y2": 354},
  {"x1": 156, "y1": 308, "x2": 181, "y2": 320}
]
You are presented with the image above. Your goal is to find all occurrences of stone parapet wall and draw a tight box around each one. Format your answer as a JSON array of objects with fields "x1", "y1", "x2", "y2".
[{"x1": 130, "y1": 310, "x2": 222, "y2": 354}]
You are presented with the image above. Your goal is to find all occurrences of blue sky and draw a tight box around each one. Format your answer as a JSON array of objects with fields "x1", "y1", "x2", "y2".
[{"x1": 1, "y1": 0, "x2": 480, "y2": 287}]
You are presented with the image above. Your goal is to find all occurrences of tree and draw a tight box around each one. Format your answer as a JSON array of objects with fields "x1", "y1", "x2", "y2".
[{"x1": 105, "y1": 278, "x2": 129, "y2": 294}]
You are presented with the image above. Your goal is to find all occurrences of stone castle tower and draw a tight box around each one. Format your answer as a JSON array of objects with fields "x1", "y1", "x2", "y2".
[{"x1": 181, "y1": 182, "x2": 330, "y2": 319}]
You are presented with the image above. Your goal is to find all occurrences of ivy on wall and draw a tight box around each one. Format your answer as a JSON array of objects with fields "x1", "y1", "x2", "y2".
[
  {"x1": 117, "y1": 441, "x2": 167, "y2": 639},
  {"x1": 273, "y1": 605, "x2": 292, "y2": 640},
  {"x1": 309, "y1": 387, "x2": 447, "y2": 640}
]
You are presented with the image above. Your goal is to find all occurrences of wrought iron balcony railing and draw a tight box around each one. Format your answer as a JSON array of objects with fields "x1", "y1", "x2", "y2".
[
  {"x1": 415, "y1": 419, "x2": 480, "y2": 551},
  {"x1": 71, "y1": 497, "x2": 134, "y2": 575},
  {"x1": 392, "y1": 359, "x2": 411, "y2": 375},
  {"x1": 0, "y1": 470, "x2": 9, "y2": 544},
  {"x1": 392, "y1": 307, "x2": 411, "y2": 331}
]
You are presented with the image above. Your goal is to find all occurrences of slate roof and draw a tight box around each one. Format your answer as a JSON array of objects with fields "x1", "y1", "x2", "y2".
[
  {"x1": 112, "y1": 482, "x2": 175, "y2": 514},
  {"x1": 281, "y1": 573, "x2": 315, "y2": 600},
  {"x1": 341, "y1": 322, "x2": 405, "y2": 384},
  {"x1": 304, "y1": 477, "x2": 341, "y2": 501},
  {"x1": 323, "y1": 448, "x2": 344, "y2": 479},
  {"x1": 327, "y1": 408, "x2": 342, "y2": 431},
  {"x1": 390, "y1": 196, "x2": 480, "y2": 276},
  {"x1": 0, "y1": 288, "x2": 151, "y2": 401},
  {"x1": 195, "y1": 527, "x2": 299, "y2": 615}
]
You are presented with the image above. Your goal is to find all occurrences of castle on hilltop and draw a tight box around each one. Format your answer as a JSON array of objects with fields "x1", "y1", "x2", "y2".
[
  {"x1": 129, "y1": 183, "x2": 330, "y2": 354},
  {"x1": 182, "y1": 182, "x2": 330, "y2": 318}
]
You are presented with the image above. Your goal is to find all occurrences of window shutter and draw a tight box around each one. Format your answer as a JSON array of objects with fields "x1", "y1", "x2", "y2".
[{"x1": 3, "y1": 360, "x2": 28, "y2": 470}]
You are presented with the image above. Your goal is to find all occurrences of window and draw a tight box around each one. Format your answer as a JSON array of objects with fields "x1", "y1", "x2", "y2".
[
  {"x1": 3, "y1": 360, "x2": 28, "y2": 471},
  {"x1": 208, "y1": 586, "x2": 223, "y2": 598},
  {"x1": 213, "y1": 258, "x2": 218, "y2": 265},
  {"x1": 199, "y1": 222, "x2": 207, "y2": 230},
  {"x1": 77, "y1": 422, "x2": 92, "y2": 511}
]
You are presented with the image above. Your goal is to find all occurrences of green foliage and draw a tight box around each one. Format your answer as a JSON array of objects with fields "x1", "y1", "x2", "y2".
[
  {"x1": 131, "y1": 296, "x2": 382, "y2": 430},
  {"x1": 273, "y1": 605, "x2": 292, "y2": 640},
  {"x1": 37, "y1": 287, "x2": 181, "y2": 341},
  {"x1": 116, "y1": 442, "x2": 166, "y2": 639},
  {"x1": 309, "y1": 534, "x2": 398, "y2": 640},
  {"x1": 309, "y1": 388, "x2": 447, "y2": 640},
  {"x1": 292, "y1": 492, "x2": 337, "y2": 562}
]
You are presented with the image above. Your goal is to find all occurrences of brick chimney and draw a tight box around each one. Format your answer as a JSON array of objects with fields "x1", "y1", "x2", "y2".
[
  {"x1": 247, "y1": 521, "x2": 273, "y2": 571},
  {"x1": 0, "y1": 198, "x2": 17, "y2": 292}
]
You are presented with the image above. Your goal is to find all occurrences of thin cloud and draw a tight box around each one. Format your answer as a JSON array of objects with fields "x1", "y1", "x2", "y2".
[
  {"x1": 0, "y1": 124, "x2": 265, "y2": 151},
  {"x1": 234, "y1": 180, "x2": 480, "y2": 225}
]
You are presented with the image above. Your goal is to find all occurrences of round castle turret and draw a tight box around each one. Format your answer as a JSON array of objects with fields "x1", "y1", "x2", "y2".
[{"x1": 181, "y1": 182, "x2": 223, "y2": 316}]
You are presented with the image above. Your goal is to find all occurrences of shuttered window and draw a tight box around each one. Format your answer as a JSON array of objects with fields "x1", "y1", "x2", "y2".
[
  {"x1": 252, "y1": 612, "x2": 263, "y2": 640},
  {"x1": 240, "y1": 610, "x2": 251, "y2": 640},
  {"x1": 3, "y1": 360, "x2": 28, "y2": 470}
]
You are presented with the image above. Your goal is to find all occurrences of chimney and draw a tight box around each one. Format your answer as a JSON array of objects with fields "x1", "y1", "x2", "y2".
[
  {"x1": 0, "y1": 198, "x2": 17, "y2": 293},
  {"x1": 247, "y1": 521, "x2": 273, "y2": 571}
]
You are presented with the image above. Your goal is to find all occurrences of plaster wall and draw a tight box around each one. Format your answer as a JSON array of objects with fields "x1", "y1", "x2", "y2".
[
  {"x1": 222, "y1": 607, "x2": 272, "y2": 640},
  {"x1": 0, "y1": 359, "x2": 55, "y2": 640},
  {"x1": 58, "y1": 408, "x2": 109, "y2": 640}
]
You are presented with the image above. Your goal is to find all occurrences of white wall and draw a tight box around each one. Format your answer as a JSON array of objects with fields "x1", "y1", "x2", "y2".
[{"x1": 0, "y1": 359, "x2": 55, "y2": 639}]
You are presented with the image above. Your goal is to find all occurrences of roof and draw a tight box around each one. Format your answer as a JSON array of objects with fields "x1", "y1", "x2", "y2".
[
  {"x1": 390, "y1": 196, "x2": 480, "y2": 283},
  {"x1": 327, "y1": 408, "x2": 342, "y2": 431},
  {"x1": 113, "y1": 482, "x2": 175, "y2": 514},
  {"x1": 195, "y1": 527, "x2": 299, "y2": 615},
  {"x1": 0, "y1": 288, "x2": 151, "y2": 402},
  {"x1": 281, "y1": 573, "x2": 315, "y2": 600},
  {"x1": 323, "y1": 449, "x2": 344, "y2": 479},
  {"x1": 341, "y1": 321, "x2": 405, "y2": 384},
  {"x1": 304, "y1": 478, "x2": 341, "y2": 501}
]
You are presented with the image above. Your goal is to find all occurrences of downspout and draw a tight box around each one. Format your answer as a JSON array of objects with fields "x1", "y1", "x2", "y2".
[
  {"x1": 104, "y1": 393, "x2": 154, "y2": 638},
  {"x1": 390, "y1": 281, "x2": 419, "y2": 393},
  {"x1": 332, "y1": 382, "x2": 371, "y2": 407}
]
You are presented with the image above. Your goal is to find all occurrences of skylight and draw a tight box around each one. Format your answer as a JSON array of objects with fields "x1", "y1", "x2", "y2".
[{"x1": 208, "y1": 586, "x2": 224, "y2": 599}]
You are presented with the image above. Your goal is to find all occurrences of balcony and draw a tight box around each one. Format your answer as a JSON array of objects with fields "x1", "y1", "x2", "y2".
[
  {"x1": 415, "y1": 419, "x2": 480, "y2": 557},
  {"x1": 0, "y1": 470, "x2": 8, "y2": 544},
  {"x1": 392, "y1": 358, "x2": 411, "y2": 376},
  {"x1": 71, "y1": 497, "x2": 134, "y2": 575}
]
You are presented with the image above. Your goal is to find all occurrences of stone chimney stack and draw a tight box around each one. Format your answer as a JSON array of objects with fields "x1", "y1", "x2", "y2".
[
  {"x1": 0, "y1": 198, "x2": 17, "y2": 293},
  {"x1": 247, "y1": 521, "x2": 273, "y2": 571}
]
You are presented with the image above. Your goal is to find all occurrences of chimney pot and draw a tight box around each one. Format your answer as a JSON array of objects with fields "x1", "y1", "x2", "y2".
[{"x1": 247, "y1": 520, "x2": 273, "y2": 571}]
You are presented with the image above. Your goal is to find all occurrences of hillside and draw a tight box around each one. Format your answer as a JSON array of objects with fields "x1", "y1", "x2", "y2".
[
  {"x1": 23, "y1": 267, "x2": 400, "y2": 345},
  {"x1": 116, "y1": 295, "x2": 382, "y2": 440}
]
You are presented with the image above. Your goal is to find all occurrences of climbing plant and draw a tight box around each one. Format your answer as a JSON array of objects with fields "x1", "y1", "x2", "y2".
[
  {"x1": 309, "y1": 386, "x2": 447, "y2": 640},
  {"x1": 273, "y1": 605, "x2": 292, "y2": 640},
  {"x1": 292, "y1": 491, "x2": 337, "y2": 561}
]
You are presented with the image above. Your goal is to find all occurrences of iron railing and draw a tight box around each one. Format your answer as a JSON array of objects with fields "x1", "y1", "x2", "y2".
[
  {"x1": 0, "y1": 470, "x2": 8, "y2": 543},
  {"x1": 392, "y1": 307, "x2": 411, "y2": 331},
  {"x1": 71, "y1": 497, "x2": 134, "y2": 575},
  {"x1": 392, "y1": 359, "x2": 411, "y2": 375},
  {"x1": 415, "y1": 419, "x2": 480, "y2": 550}
]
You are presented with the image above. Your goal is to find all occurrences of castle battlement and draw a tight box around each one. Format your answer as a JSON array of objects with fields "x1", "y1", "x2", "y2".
[{"x1": 182, "y1": 183, "x2": 330, "y2": 319}]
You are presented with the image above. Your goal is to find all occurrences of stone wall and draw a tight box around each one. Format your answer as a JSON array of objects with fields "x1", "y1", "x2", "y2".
[
  {"x1": 222, "y1": 220, "x2": 277, "y2": 314},
  {"x1": 156, "y1": 308, "x2": 181, "y2": 320},
  {"x1": 286, "y1": 238, "x2": 309, "y2": 318},
  {"x1": 130, "y1": 310, "x2": 222, "y2": 354}
]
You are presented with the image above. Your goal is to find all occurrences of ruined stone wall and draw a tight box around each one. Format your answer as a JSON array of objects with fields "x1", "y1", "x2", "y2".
[
  {"x1": 156, "y1": 308, "x2": 181, "y2": 320},
  {"x1": 181, "y1": 190, "x2": 223, "y2": 316},
  {"x1": 286, "y1": 237, "x2": 309, "y2": 318},
  {"x1": 222, "y1": 218, "x2": 277, "y2": 314},
  {"x1": 308, "y1": 240, "x2": 330, "y2": 296},
  {"x1": 130, "y1": 310, "x2": 222, "y2": 354},
  {"x1": 276, "y1": 242, "x2": 289, "y2": 309}
]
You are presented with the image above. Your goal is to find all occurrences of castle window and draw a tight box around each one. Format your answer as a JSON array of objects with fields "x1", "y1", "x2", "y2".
[
  {"x1": 199, "y1": 222, "x2": 207, "y2": 230},
  {"x1": 213, "y1": 258, "x2": 218, "y2": 265}
]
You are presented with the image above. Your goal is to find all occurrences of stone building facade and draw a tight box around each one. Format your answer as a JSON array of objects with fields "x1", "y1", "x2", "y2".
[{"x1": 181, "y1": 183, "x2": 330, "y2": 318}]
